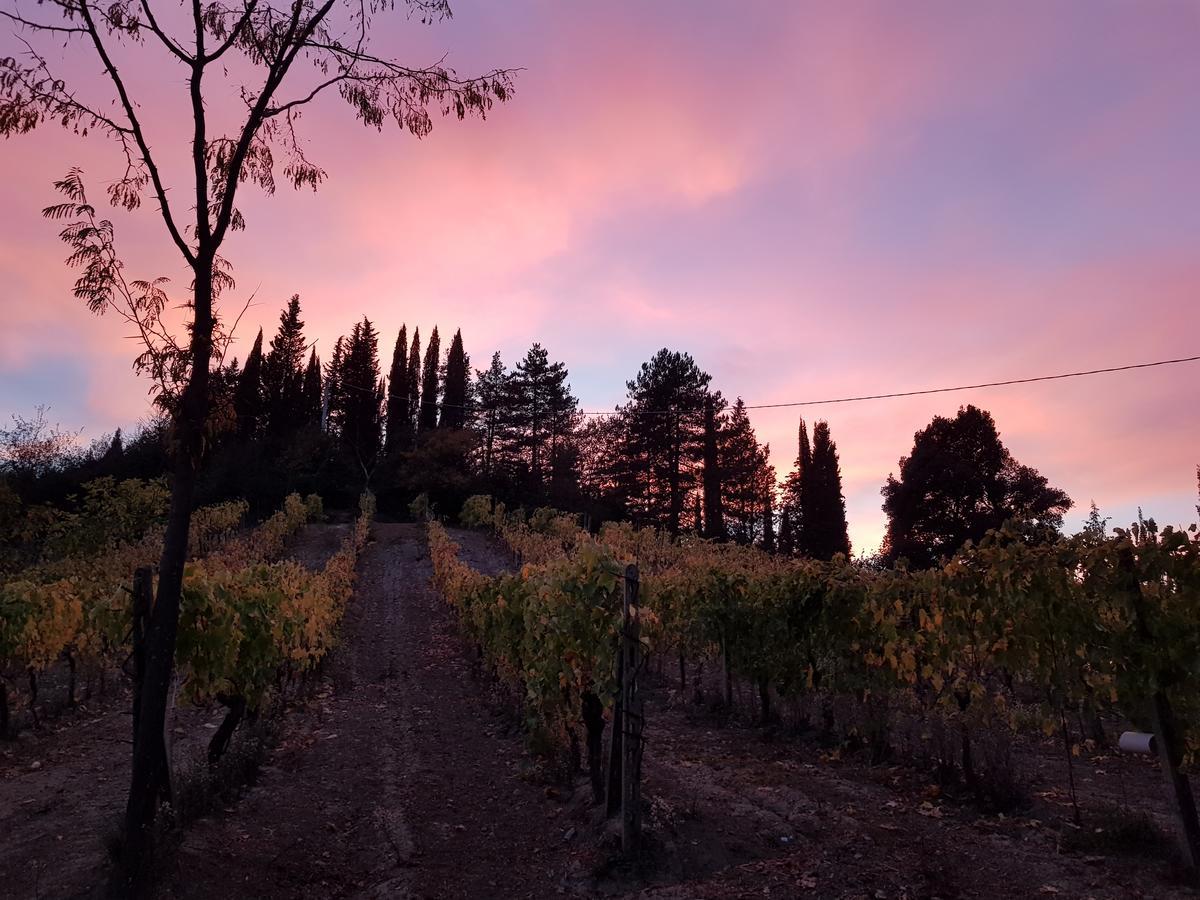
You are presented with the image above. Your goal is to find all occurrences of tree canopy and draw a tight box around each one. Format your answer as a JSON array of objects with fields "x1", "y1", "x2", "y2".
[{"x1": 881, "y1": 404, "x2": 1072, "y2": 567}]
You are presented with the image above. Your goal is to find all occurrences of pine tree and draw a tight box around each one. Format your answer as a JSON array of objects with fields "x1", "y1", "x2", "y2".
[
  {"x1": 802, "y1": 421, "x2": 850, "y2": 560},
  {"x1": 261, "y1": 295, "x2": 308, "y2": 440},
  {"x1": 619, "y1": 349, "x2": 711, "y2": 534},
  {"x1": 233, "y1": 328, "x2": 264, "y2": 440},
  {"x1": 1080, "y1": 501, "x2": 1109, "y2": 542},
  {"x1": 702, "y1": 393, "x2": 724, "y2": 540},
  {"x1": 439, "y1": 328, "x2": 470, "y2": 429},
  {"x1": 510, "y1": 343, "x2": 578, "y2": 494},
  {"x1": 719, "y1": 398, "x2": 764, "y2": 544},
  {"x1": 778, "y1": 418, "x2": 810, "y2": 555},
  {"x1": 474, "y1": 352, "x2": 514, "y2": 480},
  {"x1": 419, "y1": 326, "x2": 440, "y2": 432},
  {"x1": 385, "y1": 324, "x2": 410, "y2": 452},
  {"x1": 302, "y1": 348, "x2": 322, "y2": 426}
]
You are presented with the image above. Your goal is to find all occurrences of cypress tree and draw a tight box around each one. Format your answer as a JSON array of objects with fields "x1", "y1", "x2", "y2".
[
  {"x1": 406, "y1": 328, "x2": 421, "y2": 445},
  {"x1": 802, "y1": 421, "x2": 850, "y2": 560},
  {"x1": 439, "y1": 328, "x2": 469, "y2": 429},
  {"x1": 385, "y1": 324, "x2": 410, "y2": 451},
  {"x1": 302, "y1": 348, "x2": 322, "y2": 426},
  {"x1": 334, "y1": 318, "x2": 384, "y2": 470},
  {"x1": 262, "y1": 295, "x2": 308, "y2": 440},
  {"x1": 233, "y1": 328, "x2": 264, "y2": 440},
  {"x1": 419, "y1": 326, "x2": 440, "y2": 432},
  {"x1": 702, "y1": 393, "x2": 724, "y2": 540},
  {"x1": 779, "y1": 418, "x2": 810, "y2": 555}
]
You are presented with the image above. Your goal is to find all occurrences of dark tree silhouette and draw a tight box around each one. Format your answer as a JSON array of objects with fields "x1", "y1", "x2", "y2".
[
  {"x1": 261, "y1": 295, "x2": 308, "y2": 440},
  {"x1": 302, "y1": 348, "x2": 323, "y2": 426},
  {"x1": 233, "y1": 328, "x2": 264, "y2": 440},
  {"x1": 419, "y1": 326, "x2": 441, "y2": 432},
  {"x1": 701, "y1": 393, "x2": 725, "y2": 540},
  {"x1": 510, "y1": 343, "x2": 577, "y2": 495},
  {"x1": 385, "y1": 324, "x2": 411, "y2": 452},
  {"x1": 576, "y1": 413, "x2": 630, "y2": 524},
  {"x1": 329, "y1": 319, "x2": 384, "y2": 475},
  {"x1": 474, "y1": 351, "x2": 514, "y2": 480},
  {"x1": 0, "y1": 0, "x2": 515, "y2": 872},
  {"x1": 801, "y1": 421, "x2": 850, "y2": 560},
  {"x1": 406, "y1": 328, "x2": 423, "y2": 443},
  {"x1": 882, "y1": 405, "x2": 1071, "y2": 567},
  {"x1": 778, "y1": 418, "x2": 810, "y2": 555},
  {"x1": 620, "y1": 349, "x2": 711, "y2": 534},
  {"x1": 720, "y1": 398, "x2": 772, "y2": 545},
  {"x1": 439, "y1": 328, "x2": 470, "y2": 429}
]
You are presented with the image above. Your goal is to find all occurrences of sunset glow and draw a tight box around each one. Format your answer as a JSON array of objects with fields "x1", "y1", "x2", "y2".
[{"x1": 2, "y1": 0, "x2": 1197, "y2": 552}]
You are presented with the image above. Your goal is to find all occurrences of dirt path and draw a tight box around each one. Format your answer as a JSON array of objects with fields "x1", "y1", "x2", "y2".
[{"x1": 162, "y1": 523, "x2": 575, "y2": 899}]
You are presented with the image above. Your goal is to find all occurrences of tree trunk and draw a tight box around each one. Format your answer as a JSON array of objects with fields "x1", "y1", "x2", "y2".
[
  {"x1": 678, "y1": 652, "x2": 686, "y2": 693},
  {"x1": 0, "y1": 681, "x2": 8, "y2": 739},
  {"x1": 1151, "y1": 687, "x2": 1200, "y2": 876},
  {"x1": 606, "y1": 649, "x2": 624, "y2": 818},
  {"x1": 27, "y1": 669, "x2": 39, "y2": 729},
  {"x1": 1060, "y1": 706, "x2": 1082, "y2": 826},
  {"x1": 960, "y1": 722, "x2": 974, "y2": 788},
  {"x1": 120, "y1": 260, "x2": 213, "y2": 885},
  {"x1": 758, "y1": 677, "x2": 771, "y2": 726},
  {"x1": 722, "y1": 633, "x2": 733, "y2": 709},
  {"x1": 582, "y1": 691, "x2": 605, "y2": 804},
  {"x1": 66, "y1": 651, "x2": 77, "y2": 707},
  {"x1": 207, "y1": 694, "x2": 247, "y2": 767}
]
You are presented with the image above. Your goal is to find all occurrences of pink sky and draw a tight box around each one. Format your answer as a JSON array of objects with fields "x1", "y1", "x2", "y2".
[{"x1": 2, "y1": 1, "x2": 1198, "y2": 552}]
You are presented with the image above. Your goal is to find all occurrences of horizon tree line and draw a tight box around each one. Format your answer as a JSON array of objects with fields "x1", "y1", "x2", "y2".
[{"x1": 5, "y1": 294, "x2": 1077, "y2": 568}]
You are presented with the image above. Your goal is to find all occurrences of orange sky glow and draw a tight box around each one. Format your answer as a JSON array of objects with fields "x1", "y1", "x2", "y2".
[{"x1": 2, "y1": 1, "x2": 1198, "y2": 553}]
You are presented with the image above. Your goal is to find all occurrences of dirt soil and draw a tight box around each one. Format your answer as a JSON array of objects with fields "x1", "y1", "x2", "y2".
[
  {"x1": 0, "y1": 525, "x2": 345, "y2": 899},
  {"x1": 3, "y1": 522, "x2": 1197, "y2": 899}
]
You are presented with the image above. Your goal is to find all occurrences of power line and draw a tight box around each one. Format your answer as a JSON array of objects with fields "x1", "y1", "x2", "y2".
[
  {"x1": 576, "y1": 353, "x2": 1200, "y2": 416},
  {"x1": 334, "y1": 353, "x2": 1199, "y2": 416}
]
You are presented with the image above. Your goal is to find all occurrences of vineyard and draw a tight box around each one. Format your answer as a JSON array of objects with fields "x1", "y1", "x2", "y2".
[
  {"x1": 432, "y1": 496, "x2": 1200, "y2": 870},
  {"x1": 0, "y1": 487, "x2": 373, "y2": 759},
  {"x1": 3, "y1": 484, "x2": 1200, "y2": 897}
]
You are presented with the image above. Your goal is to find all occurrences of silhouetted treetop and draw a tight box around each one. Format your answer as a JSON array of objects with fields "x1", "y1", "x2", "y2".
[{"x1": 881, "y1": 404, "x2": 1071, "y2": 568}]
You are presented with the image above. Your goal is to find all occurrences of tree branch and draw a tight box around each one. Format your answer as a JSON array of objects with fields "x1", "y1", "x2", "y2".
[
  {"x1": 137, "y1": 0, "x2": 193, "y2": 63},
  {"x1": 191, "y1": 0, "x2": 211, "y2": 246},
  {"x1": 75, "y1": 0, "x2": 195, "y2": 264},
  {"x1": 0, "y1": 8, "x2": 87, "y2": 33},
  {"x1": 211, "y1": 0, "x2": 337, "y2": 246},
  {"x1": 204, "y1": 0, "x2": 258, "y2": 63}
]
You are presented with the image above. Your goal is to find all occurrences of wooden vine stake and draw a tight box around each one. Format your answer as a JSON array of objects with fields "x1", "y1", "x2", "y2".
[
  {"x1": 1123, "y1": 547, "x2": 1200, "y2": 876},
  {"x1": 620, "y1": 563, "x2": 644, "y2": 856}
]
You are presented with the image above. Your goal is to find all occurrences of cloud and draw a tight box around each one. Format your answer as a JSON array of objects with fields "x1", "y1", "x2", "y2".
[{"x1": 2, "y1": 1, "x2": 1197, "y2": 551}]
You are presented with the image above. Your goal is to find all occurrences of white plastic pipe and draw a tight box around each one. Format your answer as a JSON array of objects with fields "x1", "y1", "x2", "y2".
[{"x1": 1118, "y1": 731, "x2": 1158, "y2": 755}]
